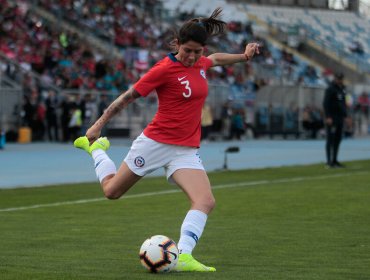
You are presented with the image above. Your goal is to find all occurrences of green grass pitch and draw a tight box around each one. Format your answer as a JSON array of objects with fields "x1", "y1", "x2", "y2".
[{"x1": 1, "y1": 160, "x2": 370, "y2": 279}]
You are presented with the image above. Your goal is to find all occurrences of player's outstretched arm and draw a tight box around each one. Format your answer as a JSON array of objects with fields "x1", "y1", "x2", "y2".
[
  {"x1": 86, "y1": 88, "x2": 141, "y2": 143},
  {"x1": 208, "y1": 42, "x2": 260, "y2": 67}
]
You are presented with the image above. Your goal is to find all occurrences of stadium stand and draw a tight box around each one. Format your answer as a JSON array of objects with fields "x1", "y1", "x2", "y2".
[
  {"x1": 242, "y1": 4, "x2": 370, "y2": 73},
  {"x1": 0, "y1": 0, "x2": 369, "y2": 142}
]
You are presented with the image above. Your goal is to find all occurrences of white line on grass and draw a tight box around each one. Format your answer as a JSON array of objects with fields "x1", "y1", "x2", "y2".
[{"x1": 0, "y1": 171, "x2": 366, "y2": 212}]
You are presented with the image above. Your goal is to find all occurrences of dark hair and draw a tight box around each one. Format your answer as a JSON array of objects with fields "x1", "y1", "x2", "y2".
[
  {"x1": 334, "y1": 72, "x2": 344, "y2": 80},
  {"x1": 174, "y1": 8, "x2": 226, "y2": 47}
]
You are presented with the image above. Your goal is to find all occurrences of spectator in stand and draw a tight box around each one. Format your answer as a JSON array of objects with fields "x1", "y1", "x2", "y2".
[
  {"x1": 349, "y1": 40, "x2": 364, "y2": 55},
  {"x1": 0, "y1": 0, "x2": 334, "y2": 123},
  {"x1": 32, "y1": 94, "x2": 46, "y2": 141},
  {"x1": 355, "y1": 91, "x2": 369, "y2": 135},
  {"x1": 22, "y1": 94, "x2": 36, "y2": 128},
  {"x1": 68, "y1": 103, "x2": 82, "y2": 142},
  {"x1": 45, "y1": 90, "x2": 59, "y2": 142},
  {"x1": 81, "y1": 94, "x2": 97, "y2": 135},
  {"x1": 201, "y1": 103, "x2": 213, "y2": 142},
  {"x1": 22, "y1": 89, "x2": 45, "y2": 141},
  {"x1": 302, "y1": 105, "x2": 324, "y2": 139},
  {"x1": 221, "y1": 100, "x2": 233, "y2": 139},
  {"x1": 60, "y1": 94, "x2": 73, "y2": 142},
  {"x1": 229, "y1": 108, "x2": 246, "y2": 140},
  {"x1": 98, "y1": 94, "x2": 110, "y2": 117}
]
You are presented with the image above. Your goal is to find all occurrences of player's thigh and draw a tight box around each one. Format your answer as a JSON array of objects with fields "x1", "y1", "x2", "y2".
[
  {"x1": 104, "y1": 161, "x2": 142, "y2": 196},
  {"x1": 171, "y1": 169, "x2": 215, "y2": 212}
]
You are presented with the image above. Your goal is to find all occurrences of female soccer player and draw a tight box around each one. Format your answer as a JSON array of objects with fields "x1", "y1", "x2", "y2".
[{"x1": 74, "y1": 8, "x2": 259, "y2": 272}]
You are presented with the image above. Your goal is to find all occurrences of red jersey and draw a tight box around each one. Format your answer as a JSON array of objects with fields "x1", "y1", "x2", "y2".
[{"x1": 133, "y1": 54, "x2": 213, "y2": 147}]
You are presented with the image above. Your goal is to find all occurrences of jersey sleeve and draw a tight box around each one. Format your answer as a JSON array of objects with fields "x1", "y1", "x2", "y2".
[
  {"x1": 133, "y1": 62, "x2": 166, "y2": 97},
  {"x1": 202, "y1": 56, "x2": 213, "y2": 70}
]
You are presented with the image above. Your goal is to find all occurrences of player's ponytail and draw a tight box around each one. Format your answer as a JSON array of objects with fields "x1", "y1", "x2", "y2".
[
  {"x1": 176, "y1": 7, "x2": 226, "y2": 46},
  {"x1": 191, "y1": 7, "x2": 226, "y2": 37}
]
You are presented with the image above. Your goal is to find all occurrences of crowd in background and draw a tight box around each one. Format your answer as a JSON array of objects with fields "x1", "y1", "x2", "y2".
[
  {"x1": 0, "y1": 0, "x2": 369, "y2": 142},
  {"x1": 21, "y1": 90, "x2": 111, "y2": 142},
  {"x1": 1, "y1": 0, "x2": 331, "y2": 94}
]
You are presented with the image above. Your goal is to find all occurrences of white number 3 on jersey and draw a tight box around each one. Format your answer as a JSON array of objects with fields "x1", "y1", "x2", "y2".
[{"x1": 180, "y1": 80, "x2": 192, "y2": 98}]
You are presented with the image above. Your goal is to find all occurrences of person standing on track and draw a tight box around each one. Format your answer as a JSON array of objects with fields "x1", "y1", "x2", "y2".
[
  {"x1": 323, "y1": 73, "x2": 347, "y2": 168},
  {"x1": 74, "y1": 7, "x2": 259, "y2": 272}
]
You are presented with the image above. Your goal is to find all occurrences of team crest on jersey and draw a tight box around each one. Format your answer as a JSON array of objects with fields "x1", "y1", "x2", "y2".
[
  {"x1": 134, "y1": 156, "x2": 145, "y2": 167},
  {"x1": 200, "y1": 69, "x2": 206, "y2": 79}
]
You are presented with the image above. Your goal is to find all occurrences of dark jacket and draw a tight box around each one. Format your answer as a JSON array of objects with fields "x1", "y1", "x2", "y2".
[{"x1": 323, "y1": 82, "x2": 347, "y2": 124}]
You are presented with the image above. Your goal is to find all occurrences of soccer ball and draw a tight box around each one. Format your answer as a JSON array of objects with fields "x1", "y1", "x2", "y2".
[{"x1": 139, "y1": 235, "x2": 179, "y2": 273}]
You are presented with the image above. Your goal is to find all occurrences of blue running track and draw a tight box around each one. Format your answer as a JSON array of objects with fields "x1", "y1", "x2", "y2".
[{"x1": 0, "y1": 137, "x2": 369, "y2": 189}]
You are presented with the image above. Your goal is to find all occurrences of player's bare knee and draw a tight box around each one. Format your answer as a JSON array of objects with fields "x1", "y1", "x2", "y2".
[
  {"x1": 101, "y1": 181, "x2": 122, "y2": 200},
  {"x1": 103, "y1": 188, "x2": 121, "y2": 200},
  {"x1": 206, "y1": 196, "x2": 216, "y2": 212},
  {"x1": 195, "y1": 195, "x2": 216, "y2": 213}
]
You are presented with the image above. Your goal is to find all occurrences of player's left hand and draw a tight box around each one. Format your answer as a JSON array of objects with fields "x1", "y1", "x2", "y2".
[{"x1": 244, "y1": 43, "x2": 260, "y2": 60}]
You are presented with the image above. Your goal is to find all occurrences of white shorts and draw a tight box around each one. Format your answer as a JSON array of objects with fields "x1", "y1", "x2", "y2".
[{"x1": 124, "y1": 133, "x2": 204, "y2": 182}]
